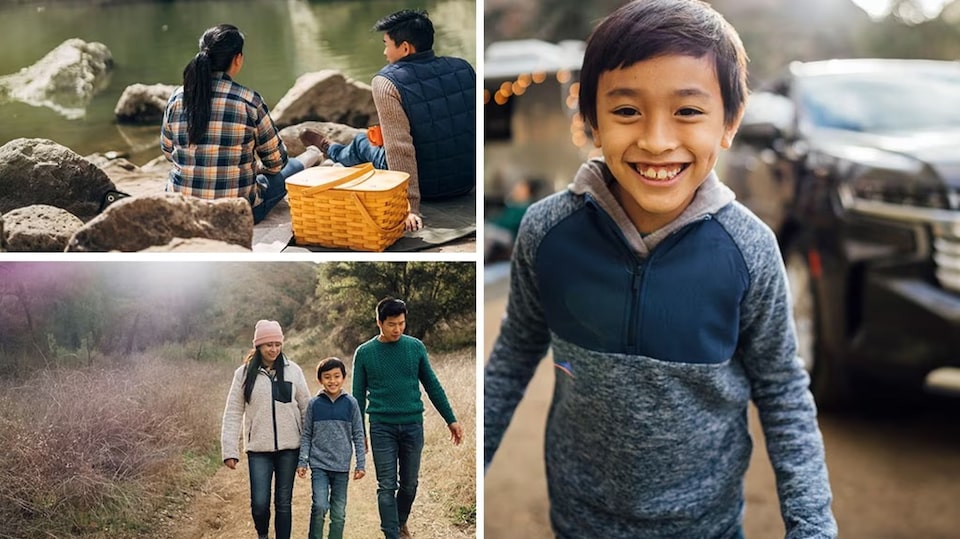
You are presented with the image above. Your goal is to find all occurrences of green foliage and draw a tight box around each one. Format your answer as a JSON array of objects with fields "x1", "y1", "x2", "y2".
[
  {"x1": 451, "y1": 503, "x2": 477, "y2": 527},
  {"x1": 307, "y1": 262, "x2": 476, "y2": 354}
]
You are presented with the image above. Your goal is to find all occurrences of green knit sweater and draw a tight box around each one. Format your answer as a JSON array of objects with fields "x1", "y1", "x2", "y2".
[{"x1": 352, "y1": 335, "x2": 457, "y2": 427}]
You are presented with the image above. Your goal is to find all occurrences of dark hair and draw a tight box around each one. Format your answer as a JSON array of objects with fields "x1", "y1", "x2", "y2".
[
  {"x1": 183, "y1": 24, "x2": 244, "y2": 144},
  {"x1": 242, "y1": 347, "x2": 285, "y2": 404},
  {"x1": 317, "y1": 357, "x2": 347, "y2": 379},
  {"x1": 376, "y1": 297, "x2": 407, "y2": 322},
  {"x1": 578, "y1": 0, "x2": 748, "y2": 129},
  {"x1": 373, "y1": 9, "x2": 434, "y2": 52}
]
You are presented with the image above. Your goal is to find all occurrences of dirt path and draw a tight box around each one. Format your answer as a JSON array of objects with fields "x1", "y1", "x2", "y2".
[{"x1": 161, "y1": 359, "x2": 475, "y2": 539}]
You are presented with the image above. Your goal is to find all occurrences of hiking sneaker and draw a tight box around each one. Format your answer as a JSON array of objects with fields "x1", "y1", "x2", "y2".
[
  {"x1": 399, "y1": 523, "x2": 412, "y2": 539},
  {"x1": 298, "y1": 128, "x2": 331, "y2": 154}
]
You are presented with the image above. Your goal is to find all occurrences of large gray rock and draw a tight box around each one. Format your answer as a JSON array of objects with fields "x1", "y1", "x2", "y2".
[
  {"x1": 0, "y1": 39, "x2": 112, "y2": 119},
  {"x1": 0, "y1": 138, "x2": 117, "y2": 221},
  {"x1": 2, "y1": 204, "x2": 83, "y2": 252},
  {"x1": 0, "y1": 213, "x2": 5, "y2": 252},
  {"x1": 114, "y1": 83, "x2": 177, "y2": 124},
  {"x1": 271, "y1": 70, "x2": 378, "y2": 129},
  {"x1": 279, "y1": 121, "x2": 365, "y2": 156},
  {"x1": 66, "y1": 193, "x2": 253, "y2": 252}
]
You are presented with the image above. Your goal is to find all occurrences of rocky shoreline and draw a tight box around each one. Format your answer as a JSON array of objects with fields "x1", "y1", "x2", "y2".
[{"x1": 0, "y1": 39, "x2": 381, "y2": 252}]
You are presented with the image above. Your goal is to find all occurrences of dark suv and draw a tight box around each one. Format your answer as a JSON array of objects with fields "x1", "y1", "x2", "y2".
[{"x1": 723, "y1": 59, "x2": 960, "y2": 409}]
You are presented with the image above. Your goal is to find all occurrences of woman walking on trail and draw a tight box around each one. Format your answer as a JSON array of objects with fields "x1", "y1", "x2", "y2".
[
  {"x1": 221, "y1": 320, "x2": 310, "y2": 539},
  {"x1": 161, "y1": 24, "x2": 322, "y2": 223}
]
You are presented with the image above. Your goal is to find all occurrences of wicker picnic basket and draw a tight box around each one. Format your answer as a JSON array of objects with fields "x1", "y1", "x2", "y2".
[{"x1": 285, "y1": 163, "x2": 409, "y2": 251}]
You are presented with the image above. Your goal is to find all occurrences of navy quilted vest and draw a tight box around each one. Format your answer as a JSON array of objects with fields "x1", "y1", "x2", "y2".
[{"x1": 377, "y1": 51, "x2": 476, "y2": 199}]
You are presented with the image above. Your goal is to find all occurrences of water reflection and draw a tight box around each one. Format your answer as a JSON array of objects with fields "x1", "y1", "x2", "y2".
[{"x1": 0, "y1": 0, "x2": 476, "y2": 163}]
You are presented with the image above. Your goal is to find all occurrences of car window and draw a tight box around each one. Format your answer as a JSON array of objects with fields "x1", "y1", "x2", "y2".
[{"x1": 796, "y1": 69, "x2": 960, "y2": 133}]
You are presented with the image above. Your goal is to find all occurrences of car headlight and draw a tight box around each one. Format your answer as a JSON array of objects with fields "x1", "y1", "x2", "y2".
[{"x1": 849, "y1": 170, "x2": 950, "y2": 210}]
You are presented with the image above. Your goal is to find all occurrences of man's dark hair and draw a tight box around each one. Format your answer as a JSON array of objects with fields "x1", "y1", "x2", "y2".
[
  {"x1": 317, "y1": 357, "x2": 346, "y2": 378},
  {"x1": 578, "y1": 0, "x2": 748, "y2": 129},
  {"x1": 376, "y1": 297, "x2": 408, "y2": 322},
  {"x1": 373, "y1": 9, "x2": 434, "y2": 52}
]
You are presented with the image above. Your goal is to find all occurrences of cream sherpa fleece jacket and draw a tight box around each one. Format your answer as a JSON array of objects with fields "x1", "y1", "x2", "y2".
[{"x1": 221, "y1": 357, "x2": 310, "y2": 461}]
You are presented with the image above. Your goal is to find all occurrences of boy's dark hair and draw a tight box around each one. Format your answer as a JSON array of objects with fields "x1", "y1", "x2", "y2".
[
  {"x1": 376, "y1": 297, "x2": 407, "y2": 322},
  {"x1": 373, "y1": 9, "x2": 434, "y2": 52},
  {"x1": 578, "y1": 0, "x2": 748, "y2": 129},
  {"x1": 317, "y1": 357, "x2": 346, "y2": 378}
]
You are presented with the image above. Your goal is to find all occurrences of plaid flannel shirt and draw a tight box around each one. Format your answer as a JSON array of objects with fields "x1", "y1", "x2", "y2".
[{"x1": 161, "y1": 73, "x2": 287, "y2": 201}]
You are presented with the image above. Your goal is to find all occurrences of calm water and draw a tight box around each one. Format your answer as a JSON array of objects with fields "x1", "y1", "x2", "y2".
[{"x1": 0, "y1": 0, "x2": 476, "y2": 164}]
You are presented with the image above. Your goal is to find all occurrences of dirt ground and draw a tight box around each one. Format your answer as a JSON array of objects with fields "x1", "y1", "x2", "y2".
[
  {"x1": 157, "y1": 367, "x2": 475, "y2": 539},
  {"x1": 483, "y1": 276, "x2": 960, "y2": 539}
]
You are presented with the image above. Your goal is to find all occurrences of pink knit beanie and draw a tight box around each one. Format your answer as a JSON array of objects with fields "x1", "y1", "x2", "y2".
[{"x1": 253, "y1": 320, "x2": 284, "y2": 346}]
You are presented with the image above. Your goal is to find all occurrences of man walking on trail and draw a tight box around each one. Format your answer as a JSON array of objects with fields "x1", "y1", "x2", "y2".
[{"x1": 352, "y1": 297, "x2": 464, "y2": 539}]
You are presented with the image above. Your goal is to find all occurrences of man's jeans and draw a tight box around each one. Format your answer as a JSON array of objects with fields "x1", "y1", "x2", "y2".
[
  {"x1": 252, "y1": 157, "x2": 306, "y2": 224},
  {"x1": 327, "y1": 133, "x2": 388, "y2": 169},
  {"x1": 248, "y1": 449, "x2": 299, "y2": 539},
  {"x1": 308, "y1": 468, "x2": 350, "y2": 539},
  {"x1": 369, "y1": 423, "x2": 424, "y2": 539}
]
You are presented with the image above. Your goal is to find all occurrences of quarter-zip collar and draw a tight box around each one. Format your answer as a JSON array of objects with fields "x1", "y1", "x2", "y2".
[{"x1": 569, "y1": 157, "x2": 736, "y2": 256}]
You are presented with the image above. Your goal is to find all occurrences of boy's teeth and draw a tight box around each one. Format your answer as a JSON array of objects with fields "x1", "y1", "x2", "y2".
[{"x1": 638, "y1": 166, "x2": 682, "y2": 180}]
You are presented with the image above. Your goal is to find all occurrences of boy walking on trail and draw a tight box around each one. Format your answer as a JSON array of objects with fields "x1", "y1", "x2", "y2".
[
  {"x1": 297, "y1": 358, "x2": 366, "y2": 539},
  {"x1": 353, "y1": 297, "x2": 464, "y2": 539},
  {"x1": 483, "y1": 1, "x2": 838, "y2": 538}
]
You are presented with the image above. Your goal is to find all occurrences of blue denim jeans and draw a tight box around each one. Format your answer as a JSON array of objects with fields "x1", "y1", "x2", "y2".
[
  {"x1": 308, "y1": 469, "x2": 350, "y2": 539},
  {"x1": 252, "y1": 157, "x2": 306, "y2": 224},
  {"x1": 247, "y1": 449, "x2": 299, "y2": 539},
  {"x1": 327, "y1": 133, "x2": 388, "y2": 169},
  {"x1": 369, "y1": 423, "x2": 424, "y2": 539}
]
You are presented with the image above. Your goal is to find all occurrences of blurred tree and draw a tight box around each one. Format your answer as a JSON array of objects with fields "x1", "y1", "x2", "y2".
[{"x1": 312, "y1": 262, "x2": 476, "y2": 354}]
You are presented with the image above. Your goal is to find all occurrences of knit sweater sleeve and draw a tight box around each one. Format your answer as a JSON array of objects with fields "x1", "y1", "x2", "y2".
[
  {"x1": 351, "y1": 344, "x2": 369, "y2": 432},
  {"x1": 731, "y1": 213, "x2": 838, "y2": 538},
  {"x1": 483, "y1": 203, "x2": 554, "y2": 468},
  {"x1": 414, "y1": 339, "x2": 457, "y2": 425},
  {"x1": 220, "y1": 365, "x2": 246, "y2": 462},
  {"x1": 372, "y1": 75, "x2": 420, "y2": 215}
]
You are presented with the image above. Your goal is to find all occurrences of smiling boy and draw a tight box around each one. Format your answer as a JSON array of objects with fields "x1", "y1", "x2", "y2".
[
  {"x1": 297, "y1": 358, "x2": 366, "y2": 539},
  {"x1": 484, "y1": 1, "x2": 837, "y2": 538}
]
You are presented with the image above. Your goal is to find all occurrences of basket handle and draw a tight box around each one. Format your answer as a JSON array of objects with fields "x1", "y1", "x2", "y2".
[
  {"x1": 301, "y1": 163, "x2": 375, "y2": 196},
  {"x1": 351, "y1": 193, "x2": 407, "y2": 237}
]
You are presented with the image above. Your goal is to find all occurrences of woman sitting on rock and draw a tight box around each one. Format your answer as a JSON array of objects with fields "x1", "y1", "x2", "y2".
[{"x1": 161, "y1": 24, "x2": 321, "y2": 223}]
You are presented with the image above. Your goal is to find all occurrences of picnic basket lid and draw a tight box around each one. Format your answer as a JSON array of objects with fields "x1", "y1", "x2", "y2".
[{"x1": 286, "y1": 164, "x2": 409, "y2": 193}]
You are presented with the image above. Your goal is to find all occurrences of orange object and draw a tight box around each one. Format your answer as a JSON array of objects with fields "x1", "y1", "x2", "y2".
[{"x1": 367, "y1": 125, "x2": 383, "y2": 147}]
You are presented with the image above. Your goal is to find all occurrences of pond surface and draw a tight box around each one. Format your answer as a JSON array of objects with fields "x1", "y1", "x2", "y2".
[{"x1": 0, "y1": 0, "x2": 476, "y2": 164}]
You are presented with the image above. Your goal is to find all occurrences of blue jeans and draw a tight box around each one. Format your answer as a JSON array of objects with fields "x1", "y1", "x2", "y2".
[
  {"x1": 252, "y1": 157, "x2": 306, "y2": 223},
  {"x1": 369, "y1": 423, "x2": 424, "y2": 539},
  {"x1": 247, "y1": 449, "x2": 299, "y2": 539},
  {"x1": 309, "y1": 469, "x2": 349, "y2": 539},
  {"x1": 327, "y1": 133, "x2": 388, "y2": 169}
]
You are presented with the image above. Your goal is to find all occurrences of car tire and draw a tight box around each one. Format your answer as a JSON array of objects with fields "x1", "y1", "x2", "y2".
[{"x1": 785, "y1": 246, "x2": 852, "y2": 411}]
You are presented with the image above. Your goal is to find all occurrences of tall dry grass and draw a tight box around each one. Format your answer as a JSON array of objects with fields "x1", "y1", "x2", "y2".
[{"x1": 0, "y1": 355, "x2": 234, "y2": 539}]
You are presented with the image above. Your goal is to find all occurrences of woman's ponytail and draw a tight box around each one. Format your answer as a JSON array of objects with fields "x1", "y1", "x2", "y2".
[
  {"x1": 180, "y1": 24, "x2": 244, "y2": 145},
  {"x1": 184, "y1": 50, "x2": 212, "y2": 144}
]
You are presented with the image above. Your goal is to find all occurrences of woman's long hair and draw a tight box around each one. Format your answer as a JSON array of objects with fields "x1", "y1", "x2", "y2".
[
  {"x1": 242, "y1": 347, "x2": 286, "y2": 404},
  {"x1": 182, "y1": 24, "x2": 244, "y2": 144}
]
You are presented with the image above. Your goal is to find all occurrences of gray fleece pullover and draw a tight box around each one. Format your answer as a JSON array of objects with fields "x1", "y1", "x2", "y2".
[{"x1": 484, "y1": 159, "x2": 837, "y2": 539}]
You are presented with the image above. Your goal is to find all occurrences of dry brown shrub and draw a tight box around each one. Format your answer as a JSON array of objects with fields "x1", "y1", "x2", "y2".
[{"x1": 0, "y1": 355, "x2": 234, "y2": 538}]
